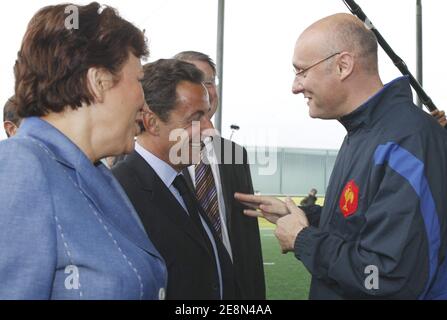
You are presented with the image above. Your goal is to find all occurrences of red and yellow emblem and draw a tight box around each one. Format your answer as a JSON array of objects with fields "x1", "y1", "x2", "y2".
[{"x1": 339, "y1": 180, "x2": 359, "y2": 218}]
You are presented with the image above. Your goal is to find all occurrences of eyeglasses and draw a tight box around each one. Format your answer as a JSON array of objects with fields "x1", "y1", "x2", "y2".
[
  {"x1": 293, "y1": 52, "x2": 341, "y2": 80},
  {"x1": 203, "y1": 76, "x2": 219, "y2": 87}
]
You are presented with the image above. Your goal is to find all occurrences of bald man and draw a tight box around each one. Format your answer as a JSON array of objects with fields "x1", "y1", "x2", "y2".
[{"x1": 236, "y1": 13, "x2": 447, "y2": 299}]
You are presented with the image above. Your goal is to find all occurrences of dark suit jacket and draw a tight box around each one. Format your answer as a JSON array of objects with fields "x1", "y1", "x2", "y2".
[
  {"x1": 183, "y1": 137, "x2": 266, "y2": 299},
  {"x1": 112, "y1": 151, "x2": 235, "y2": 300}
]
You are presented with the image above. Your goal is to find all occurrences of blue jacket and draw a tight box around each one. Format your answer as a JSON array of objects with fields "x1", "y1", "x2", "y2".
[
  {"x1": 295, "y1": 77, "x2": 447, "y2": 299},
  {"x1": 0, "y1": 117, "x2": 167, "y2": 299}
]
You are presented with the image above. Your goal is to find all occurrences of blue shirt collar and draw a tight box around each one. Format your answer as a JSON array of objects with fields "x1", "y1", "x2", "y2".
[{"x1": 135, "y1": 142, "x2": 179, "y2": 189}]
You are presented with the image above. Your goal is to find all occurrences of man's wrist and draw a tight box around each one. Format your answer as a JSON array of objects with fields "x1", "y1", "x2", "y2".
[
  {"x1": 294, "y1": 226, "x2": 315, "y2": 260},
  {"x1": 289, "y1": 225, "x2": 306, "y2": 252}
]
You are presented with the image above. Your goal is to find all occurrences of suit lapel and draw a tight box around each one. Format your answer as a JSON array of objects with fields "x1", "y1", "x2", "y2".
[
  {"x1": 214, "y1": 137, "x2": 234, "y2": 232},
  {"x1": 128, "y1": 152, "x2": 214, "y2": 259}
]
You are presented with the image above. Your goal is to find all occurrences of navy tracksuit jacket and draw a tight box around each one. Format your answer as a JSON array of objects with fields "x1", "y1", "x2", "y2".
[{"x1": 296, "y1": 77, "x2": 447, "y2": 299}]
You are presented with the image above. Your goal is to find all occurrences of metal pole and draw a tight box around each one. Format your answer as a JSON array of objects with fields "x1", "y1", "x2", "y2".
[
  {"x1": 343, "y1": 0, "x2": 437, "y2": 112},
  {"x1": 279, "y1": 148, "x2": 284, "y2": 195},
  {"x1": 324, "y1": 150, "x2": 328, "y2": 194},
  {"x1": 416, "y1": 0, "x2": 423, "y2": 108},
  {"x1": 215, "y1": 0, "x2": 225, "y2": 133}
]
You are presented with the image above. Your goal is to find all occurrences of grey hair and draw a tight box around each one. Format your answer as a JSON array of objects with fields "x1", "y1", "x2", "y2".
[{"x1": 173, "y1": 51, "x2": 216, "y2": 76}]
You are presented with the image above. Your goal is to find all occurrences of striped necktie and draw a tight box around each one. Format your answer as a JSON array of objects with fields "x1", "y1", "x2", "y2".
[
  {"x1": 195, "y1": 160, "x2": 221, "y2": 239},
  {"x1": 173, "y1": 174, "x2": 213, "y2": 252}
]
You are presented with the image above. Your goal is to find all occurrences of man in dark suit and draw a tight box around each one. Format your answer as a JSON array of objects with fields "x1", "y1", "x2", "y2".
[
  {"x1": 112, "y1": 59, "x2": 235, "y2": 299},
  {"x1": 174, "y1": 51, "x2": 265, "y2": 299}
]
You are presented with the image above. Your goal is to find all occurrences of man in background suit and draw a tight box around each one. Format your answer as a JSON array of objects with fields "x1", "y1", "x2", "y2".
[
  {"x1": 3, "y1": 96, "x2": 21, "y2": 138},
  {"x1": 112, "y1": 59, "x2": 236, "y2": 299},
  {"x1": 174, "y1": 51, "x2": 265, "y2": 299}
]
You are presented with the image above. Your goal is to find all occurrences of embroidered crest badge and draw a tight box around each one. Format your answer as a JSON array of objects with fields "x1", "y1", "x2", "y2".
[{"x1": 339, "y1": 180, "x2": 359, "y2": 218}]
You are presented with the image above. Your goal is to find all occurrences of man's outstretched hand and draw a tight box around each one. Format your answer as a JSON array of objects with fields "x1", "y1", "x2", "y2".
[
  {"x1": 234, "y1": 193, "x2": 289, "y2": 224},
  {"x1": 275, "y1": 198, "x2": 309, "y2": 253}
]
